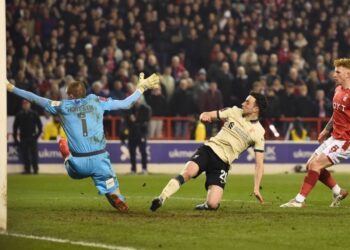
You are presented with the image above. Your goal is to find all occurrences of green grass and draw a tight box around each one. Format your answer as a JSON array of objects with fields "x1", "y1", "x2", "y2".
[{"x1": 1, "y1": 173, "x2": 350, "y2": 250}]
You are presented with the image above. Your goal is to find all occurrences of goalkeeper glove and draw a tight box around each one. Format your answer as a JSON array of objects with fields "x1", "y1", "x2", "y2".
[
  {"x1": 136, "y1": 73, "x2": 160, "y2": 93},
  {"x1": 7, "y1": 82, "x2": 14, "y2": 92}
]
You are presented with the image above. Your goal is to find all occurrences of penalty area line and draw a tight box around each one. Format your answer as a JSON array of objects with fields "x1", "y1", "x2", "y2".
[
  {"x1": 1, "y1": 232, "x2": 137, "y2": 250},
  {"x1": 130, "y1": 195, "x2": 272, "y2": 204}
]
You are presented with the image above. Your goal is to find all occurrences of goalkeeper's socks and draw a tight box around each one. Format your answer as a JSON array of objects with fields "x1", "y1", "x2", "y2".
[{"x1": 58, "y1": 138, "x2": 70, "y2": 159}]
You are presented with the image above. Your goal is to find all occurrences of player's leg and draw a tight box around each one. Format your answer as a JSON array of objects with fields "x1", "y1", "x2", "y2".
[
  {"x1": 21, "y1": 141, "x2": 31, "y2": 174},
  {"x1": 323, "y1": 169, "x2": 348, "y2": 207},
  {"x1": 314, "y1": 152, "x2": 349, "y2": 207},
  {"x1": 195, "y1": 185, "x2": 223, "y2": 210},
  {"x1": 31, "y1": 140, "x2": 39, "y2": 174},
  {"x1": 92, "y1": 153, "x2": 129, "y2": 212},
  {"x1": 281, "y1": 153, "x2": 331, "y2": 207},
  {"x1": 150, "y1": 161, "x2": 200, "y2": 211},
  {"x1": 316, "y1": 162, "x2": 348, "y2": 207},
  {"x1": 139, "y1": 137, "x2": 148, "y2": 174},
  {"x1": 105, "y1": 189, "x2": 128, "y2": 213},
  {"x1": 195, "y1": 158, "x2": 228, "y2": 210},
  {"x1": 307, "y1": 147, "x2": 345, "y2": 203},
  {"x1": 128, "y1": 139, "x2": 137, "y2": 174},
  {"x1": 64, "y1": 157, "x2": 89, "y2": 179},
  {"x1": 156, "y1": 120, "x2": 163, "y2": 138}
]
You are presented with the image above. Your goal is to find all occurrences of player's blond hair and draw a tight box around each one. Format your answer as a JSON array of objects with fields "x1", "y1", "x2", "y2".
[
  {"x1": 66, "y1": 81, "x2": 86, "y2": 99},
  {"x1": 334, "y1": 58, "x2": 350, "y2": 69}
]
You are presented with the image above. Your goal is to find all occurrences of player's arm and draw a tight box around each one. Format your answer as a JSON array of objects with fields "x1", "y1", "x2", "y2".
[
  {"x1": 106, "y1": 73, "x2": 160, "y2": 110},
  {"x1": 7, "y1": 82, "x2": 51, "y2": 108},
  {"x1": 318, "y1": 115, "x2": 333, "y2": 143},
  {"x1": 253, "y1": 151, "x2": 264, "y2": 204},
  {"x1": 107, "y1": 91, "x2": 142, "y2": 110},
  {"x1": 200, "y1": 109, "x2": 227, "y2": 123}
]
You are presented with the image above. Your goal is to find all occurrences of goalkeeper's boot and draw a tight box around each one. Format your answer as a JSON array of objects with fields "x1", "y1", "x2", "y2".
[
  {"x1": 330, "y1": 189, "x2": 348, "y2": 207},
  {"x1": 280, "y1": 199, "x2": 305, "y2": 208},
  {"x1": 58, "y1": 138, "x2": 70, "y2": 159},
  {"x1": 194, "y1": 202, "x2": 220, "y2": 211},
  {"x1": 107, "y1": 194, "x2": 129, "y2": 213},
  {"x1": 150, "y1": 197, "x2": 163, "y2": 212}
]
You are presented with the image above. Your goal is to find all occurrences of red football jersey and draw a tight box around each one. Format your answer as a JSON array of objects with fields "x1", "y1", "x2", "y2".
[{"x1": 332, "y1": 85, "x2": 350, "y2": 140}]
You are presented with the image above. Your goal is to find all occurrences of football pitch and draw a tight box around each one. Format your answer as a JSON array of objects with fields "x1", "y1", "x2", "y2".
[{"x1": 1, "y1": 173, "x2": 350, "y2": 250}]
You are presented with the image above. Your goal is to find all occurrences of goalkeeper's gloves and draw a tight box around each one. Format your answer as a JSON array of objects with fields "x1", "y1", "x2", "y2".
[
  {"x1": 136, "y1": 73, "x2": 160, "y2": 93},
  {"x1": 7, "y1": 82, "x2": 14, "y2": 92}
]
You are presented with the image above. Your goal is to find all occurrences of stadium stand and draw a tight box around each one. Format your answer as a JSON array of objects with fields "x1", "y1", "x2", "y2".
[{"x1": 6, "y1": 0, "x2": 349, "y2": 139}]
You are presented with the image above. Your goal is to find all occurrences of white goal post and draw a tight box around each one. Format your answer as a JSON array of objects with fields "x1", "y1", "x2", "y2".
[{"x1": 0, "y1": 0, "x2": 7, "y2": 231}]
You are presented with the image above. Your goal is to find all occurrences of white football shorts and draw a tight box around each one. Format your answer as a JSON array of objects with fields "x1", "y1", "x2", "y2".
[{"x1": 315, "y1": 136, "x2": 350, "y2": 164}]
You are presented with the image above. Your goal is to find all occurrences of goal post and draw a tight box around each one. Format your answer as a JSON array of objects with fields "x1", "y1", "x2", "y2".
[{"x1": 0, "y1": 0, "x2": 7, "y2": 231}]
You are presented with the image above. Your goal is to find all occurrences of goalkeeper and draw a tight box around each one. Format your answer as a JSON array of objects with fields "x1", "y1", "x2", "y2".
[{"x1": 7, "y1": 73, "x2": 159, "y2": 212}]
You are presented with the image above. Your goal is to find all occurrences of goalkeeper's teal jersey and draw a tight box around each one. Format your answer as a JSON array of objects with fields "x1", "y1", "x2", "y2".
[
  {"x1": 12, "y1": 87, "x2": 141, "y2": 154},
  {"x1": 45, "y1": 94, "x2": 110, "y2": 153},
  {"x1": 45, "y1": 94, "x2": 140, "y2": 153}
]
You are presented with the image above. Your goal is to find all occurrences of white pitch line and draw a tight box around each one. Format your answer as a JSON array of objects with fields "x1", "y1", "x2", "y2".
[
  {"x1": 1, "y1": 232, "x2": 137, "y2": 250},
  {"x1": 130, "y1": 195, "x2": 271, "y2": 204},
  {"x1": 15, "y1": 195, "x2": 270, "y2": 204}
]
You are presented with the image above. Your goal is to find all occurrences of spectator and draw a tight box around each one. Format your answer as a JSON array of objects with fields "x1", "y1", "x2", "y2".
[
  {"x1": 13, "y1": 100, "x2": 42, "y2": 174},
  {"x1": 313, "y1": 89, "x2": 332, "y2": 118},
  {"x1": 193, "y1": 68, "x2": 209, "y2": 111},
  {"x1": 124, "y1": 98, "x2": 152, "y2": 175},
  {"x1": 201, "y1": 81, "x2": 223, "y2": 137},
  {"x1": 295, "y1": 84, "x2": 316, "y2": 118},
  {"x1": 216, "y1": 61, "x2": 234, "y2": 107},
  {"x1": 235, "y1": 66, "x2": 250, "y2": 104},
  {"x1": 280, "y1": 82, "x2": 297, "y2": 136},
  {"x1": 290, "y1": 118, "x2": 308, "y2": 141},
  {"x1": 170, "y1": 55, "x2": 186, "y2": 83},
  {"x1": 160, "y1": 66, "x2": 175, "y2": 103},
  {"x1": 6, "y1": 0, "x2": 348, "y2": 122},
  {"x1": 170, "y1": 79, "x2": 195, "y2": 138},
  {"x1": 266, "y1": 66, "x2": 281, "y2": 87},
  {"x1": 146, "y1": 87, "x2": 167, "y2": 139},
  {"x1": 42, "y1": 115, "x2": 66, "y2": 140}
]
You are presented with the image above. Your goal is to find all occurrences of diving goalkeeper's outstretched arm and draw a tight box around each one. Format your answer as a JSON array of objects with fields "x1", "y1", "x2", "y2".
[{"x1": 7, "y1": 82, "x2": 51, "y2": 108}]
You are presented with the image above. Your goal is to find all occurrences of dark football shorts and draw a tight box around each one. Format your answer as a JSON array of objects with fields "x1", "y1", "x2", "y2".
[{"x1": 190, "y1": 145, "x2": 230, "y2": 190}]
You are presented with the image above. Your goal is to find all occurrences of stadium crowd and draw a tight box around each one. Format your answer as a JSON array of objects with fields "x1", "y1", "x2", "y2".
[{"x1": 6, "y1": 0, "x2": 350, "y2": 130}]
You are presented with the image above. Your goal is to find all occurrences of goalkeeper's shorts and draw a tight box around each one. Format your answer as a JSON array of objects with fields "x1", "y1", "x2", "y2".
[{"x1": 64, "y1": 151, "x2": 120, "y2": 195}]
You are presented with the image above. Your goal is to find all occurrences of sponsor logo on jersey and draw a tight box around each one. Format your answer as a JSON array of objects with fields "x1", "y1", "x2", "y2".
[
  {"x1": 333, "y1": 102, "x2": 346, "y2": 112},
  {"x1": 99, "y1": 97, "x2": 108, "y2": 102},
  {"x1": 227, "y1": 122, "x2": 250, "y2": 142},
  {"x1": 51, "y1": 101, "x2": 61, "y2": 107}
]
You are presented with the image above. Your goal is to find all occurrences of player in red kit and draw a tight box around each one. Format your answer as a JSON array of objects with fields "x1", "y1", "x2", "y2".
[{"x1": 281, "y1": 58, "x2": 350, "y2": 208}]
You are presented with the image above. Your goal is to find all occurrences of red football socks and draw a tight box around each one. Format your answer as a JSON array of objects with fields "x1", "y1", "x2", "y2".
[
  {"x1": 300, "y1": 170, "x2": 320, "y2": 197},
  {"x1": 318, "y1": 169, "x2": 337, "y2": 189},
  {"x1": 58, "y1": 138, "x2": 70, "y2": 159}
]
